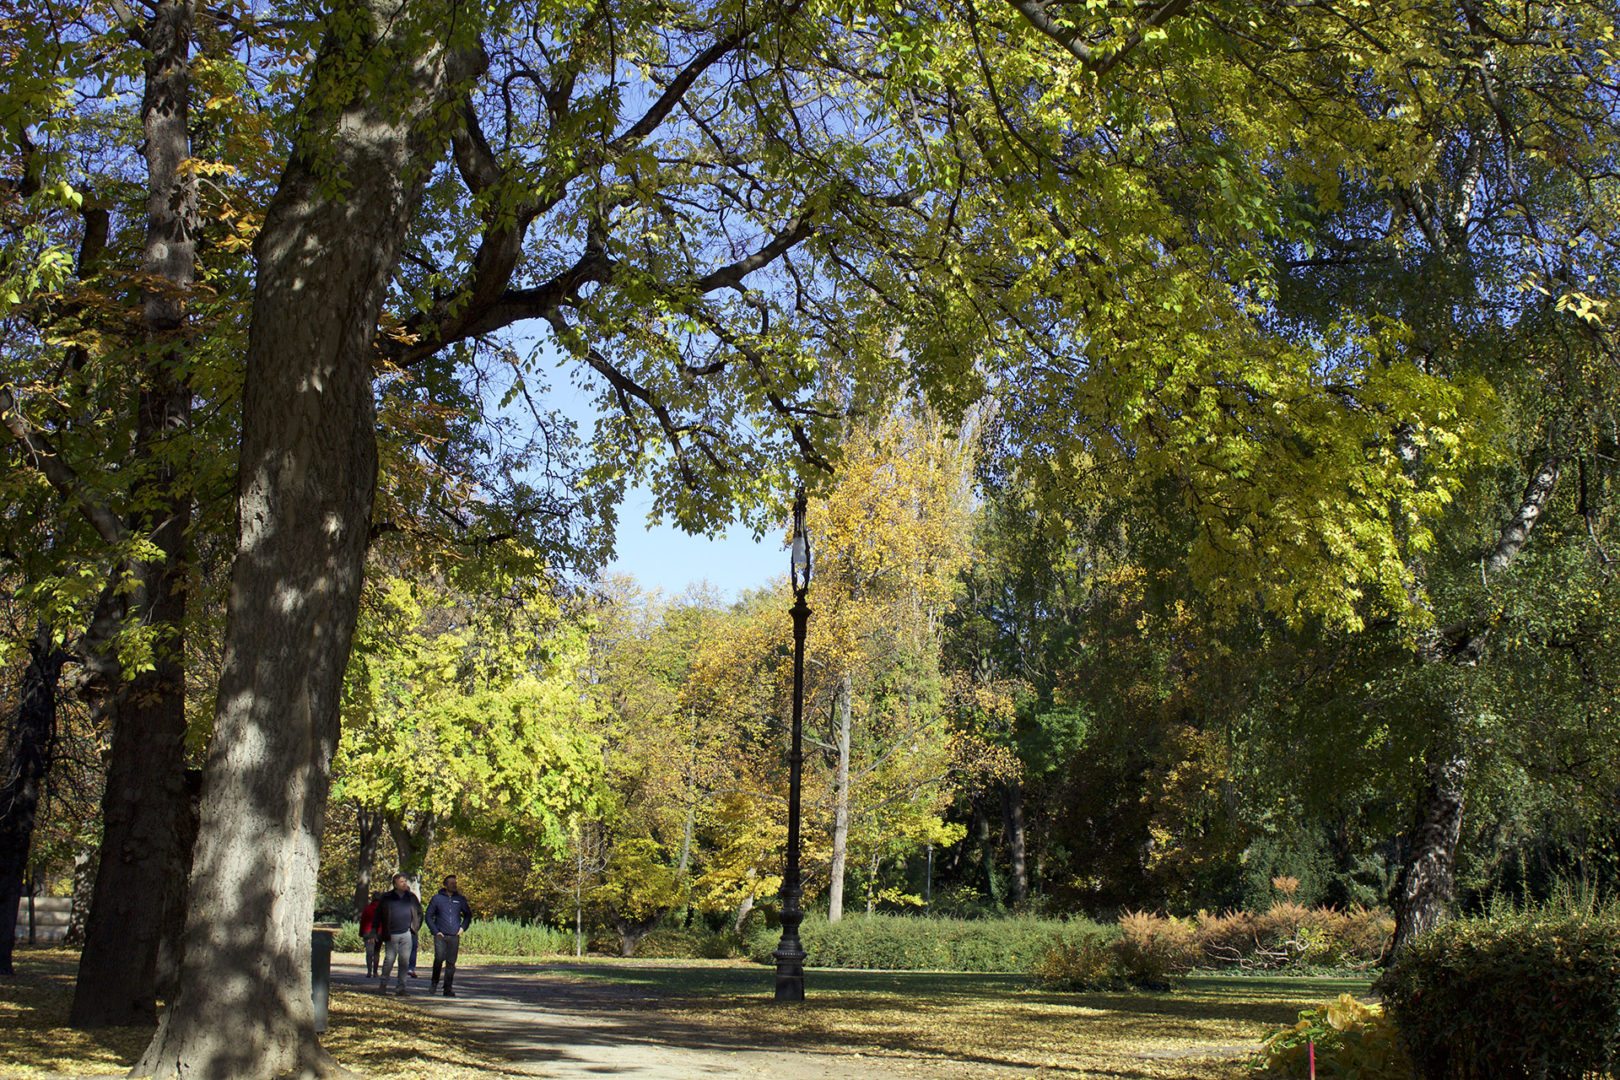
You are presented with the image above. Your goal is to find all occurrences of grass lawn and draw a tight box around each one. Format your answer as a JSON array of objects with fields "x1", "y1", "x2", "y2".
[
  {"x1": 1, "y1": 946, "x2": 1368, "y2": 1079},
  {"x1": 458, "y1": 958, "x2": 1372, "y2": 1078},
  {"x1": 0, "y1": 947, "x2": 528, "y2": 1079}
]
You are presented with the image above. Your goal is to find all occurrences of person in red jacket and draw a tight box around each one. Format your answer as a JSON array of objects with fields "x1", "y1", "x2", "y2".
[{"x1": 359, "y1": 892, "x2": 384, "y2": 978}]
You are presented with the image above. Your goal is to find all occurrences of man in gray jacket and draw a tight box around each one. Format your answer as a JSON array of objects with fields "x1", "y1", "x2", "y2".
[{"x1": 425, "y1": 874, "x2": 473, "y2": 996}]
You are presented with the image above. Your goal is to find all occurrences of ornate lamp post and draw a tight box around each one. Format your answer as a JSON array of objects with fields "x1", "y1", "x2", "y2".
[{"x1": 774, "y1": 487, "x2": 811, "y2": 1002}]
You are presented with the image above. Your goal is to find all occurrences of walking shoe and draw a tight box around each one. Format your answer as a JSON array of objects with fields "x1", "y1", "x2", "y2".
[
  {"x1": 443, "y1": 989, "x2": 456, "y2": 997},
  {"x1": 377, "y1": 982, "x2": 386, "y2": 994}
]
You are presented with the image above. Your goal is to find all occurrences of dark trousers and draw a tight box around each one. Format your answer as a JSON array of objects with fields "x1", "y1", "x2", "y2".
[{"x1": 432, "y1": 934, "x2": 461, "y2": 991}]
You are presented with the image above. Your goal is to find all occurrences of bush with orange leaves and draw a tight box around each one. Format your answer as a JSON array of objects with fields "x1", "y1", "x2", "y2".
[{"x1": 1117, "y1": 904, "x2": 1393, "y2": 973}]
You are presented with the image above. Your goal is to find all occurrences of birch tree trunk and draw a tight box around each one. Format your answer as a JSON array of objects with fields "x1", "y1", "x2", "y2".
[
  {"x1": 1390, "y1": 457, "x2": 1561, "y2": 957},
  {"x1": 133, "y1": 3, "x2": 477, "y2": 1071},
  {"x1": 1390, "y1": 730, "x2": 1469, "y2": 956},
  {"x1": 827, "y1": 673, "x2": 853, "y2": 924}
]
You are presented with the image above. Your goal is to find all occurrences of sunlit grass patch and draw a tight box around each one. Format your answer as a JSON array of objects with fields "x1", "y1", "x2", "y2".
[
  {"x1": 0, "y1": 947, "x2": 524, "y2": 1080},
  {"x1": 547, "y1": 961, "x2": 1372, "y2": 1079}
]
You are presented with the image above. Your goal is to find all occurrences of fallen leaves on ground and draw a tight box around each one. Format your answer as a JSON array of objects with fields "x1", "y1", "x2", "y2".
[{"x1": 0, "y1": 948, "x2": 527, "y2": 1079}]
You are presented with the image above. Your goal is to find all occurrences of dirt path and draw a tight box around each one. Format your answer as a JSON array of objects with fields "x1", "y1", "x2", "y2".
[{"x1": 332, "y1": 960, "x2": 914, "y2": 1079}]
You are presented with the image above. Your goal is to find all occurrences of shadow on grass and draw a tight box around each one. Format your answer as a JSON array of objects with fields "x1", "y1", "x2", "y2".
[{"x1": 328, "y1": 958, "x2": 1370, "y2": 1078}]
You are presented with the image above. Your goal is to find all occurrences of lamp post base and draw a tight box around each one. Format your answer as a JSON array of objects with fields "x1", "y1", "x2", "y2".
[{"x1": 773, "y1": 944, "x2": 805, "y2": 1002}]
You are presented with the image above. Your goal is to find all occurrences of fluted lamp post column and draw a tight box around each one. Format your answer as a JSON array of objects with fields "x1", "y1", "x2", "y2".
[{"x1": 774, "y1": 487, "x2": 812, "y2": 1002}]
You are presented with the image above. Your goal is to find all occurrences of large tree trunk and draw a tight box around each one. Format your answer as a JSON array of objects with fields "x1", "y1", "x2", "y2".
[
  {"x1": 827, "y1": 673, "x2": 853, "y2": 924},
  {"x1": 132, "y1": 3, "x2": 477, "y2": 1072},
  {"x1": 352, "y1": 805, "x2": 383, "y2": 917},
  {"x1": 0, "y1": 630, "x2": 67, "y2": 976},
  {"x1": 69, "y1": 0, "x2": 197, "y2": 1028},
  {"x1": 1391, "y1": 738, "x2": 1469, "y2": 955},
  {"x1": 1004, "y1": 779, "x2": 1028, "y2": 906}
]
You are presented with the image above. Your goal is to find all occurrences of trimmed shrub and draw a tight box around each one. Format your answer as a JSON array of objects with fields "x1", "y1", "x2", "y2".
[
  {"x1": 745, "y1": 913, "x2": 1112, "y2": 973},
  {"x1": 636, "y1": 927, "x2": 742, "y2": 960},
  {"x1": 1382, "y1": 908, "x2": 1620, "y2": 1080},
  {"x1": 1033, "y1": 937, "x2": 1127, "y2": 990},
  {"x1": 460, "y1": 918, "x2": 574, "y2": 957},
  {"x1": 1253, "y1": 994, "x2": 1412, "y2": 1080},
  {"x1": 332, "y1": 917, "x2": 572, "y2": 956}
]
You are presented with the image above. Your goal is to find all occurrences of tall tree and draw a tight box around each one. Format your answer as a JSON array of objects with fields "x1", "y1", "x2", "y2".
[
  {"x1": 133, "y1": 1, "x2": 483, "y2": 1071},
  {"x1": 803, "y1": 408, "x2": 973, "y2": 920}
]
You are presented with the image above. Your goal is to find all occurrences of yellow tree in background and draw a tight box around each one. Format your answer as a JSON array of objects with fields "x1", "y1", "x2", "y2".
[{"x1": 806, "y1": 407, "x2": 976, "y2": 921}]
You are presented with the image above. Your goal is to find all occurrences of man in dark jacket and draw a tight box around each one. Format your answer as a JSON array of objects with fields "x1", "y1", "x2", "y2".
[
  {"x1": 376, "y1": 874, "x2": 422, "y2": 995},
  {"x1": 425, "y1": 875, "x2": 473, "y2": 996}
]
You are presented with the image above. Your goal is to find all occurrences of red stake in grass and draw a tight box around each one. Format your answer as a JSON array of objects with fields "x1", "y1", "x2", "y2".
[{"x1": 1308, "y1": 1038, "x2": 1316, "y2": 1079}]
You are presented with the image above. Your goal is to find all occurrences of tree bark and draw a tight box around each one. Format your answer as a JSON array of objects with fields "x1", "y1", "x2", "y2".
[
  {"x1": 1004, "y1": 779, "x2": 1029, "y2": 906},
  {"x1": 1389, "y1": 457, "x2": 1562, "y2": 957},
  {"x1": 0, "y1": 630, "x2": 67, "y2": 976},
  {"x1": 732, "y1": 892, "x2": 755, "y2": 935},
  {"x1": 132, "y1": 3, "x2": 478, "y2": 1072},
  {"x1": 352, "y1": 805, "x2": 383, "y2": 917},
  {"x1": 65, "y1": 846, "x2": 96, "y2": 947},
  {"x1": 827, "y1": 673, "x2": 853, "y2": 924},
  {"x1": 154, "y1": 769, "x2": 204, "y2": 1000},
  {"x1": 69, "y1": 0, "x2": 199, "y2": 1029},
  {"x1": 385, "y1": 812, "x2": 436, "y2": 893},
  {"x1": 1390, "y1": 735, "x2": 1469, "y2": 956}
]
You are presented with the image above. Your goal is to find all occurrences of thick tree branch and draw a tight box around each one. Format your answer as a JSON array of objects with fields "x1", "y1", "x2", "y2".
[
  {"x1": 1002, "y1": 0, "x2": 1197, "y2": 76},
  {"x1": 693, "y1": 216, "x2": 816, "y2": 293},
  {"x1": 1483, "y1": 455, "x2": 1560, "y2": 579}
]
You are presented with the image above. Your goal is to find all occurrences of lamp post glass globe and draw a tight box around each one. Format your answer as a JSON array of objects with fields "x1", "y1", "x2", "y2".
[{"x1": 790, "y1": 490, "x2": 811, "y2": 595}]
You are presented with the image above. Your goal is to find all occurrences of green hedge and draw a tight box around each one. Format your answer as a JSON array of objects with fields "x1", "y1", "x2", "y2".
[
  {"x1": 330, "y1": 918, "x2": 573, "y2": 957},
  {"x1": 636, "y1": 927, "x2": 742, "y2": 960},
  {"x1": 745, "y1": 914, "x2": 1113, "y2": 973},
  {"x1": 1382, "y1": 908, "x2": 1620, "y2": 1080}
]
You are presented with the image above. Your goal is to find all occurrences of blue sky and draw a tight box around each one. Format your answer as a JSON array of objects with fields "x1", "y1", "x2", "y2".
[
  {"x1": 604, "y1": 484, "x2": 786, "y2": 600},
  {"x1": 511, "y1": 338, "x2": 787, "y2": 601}
]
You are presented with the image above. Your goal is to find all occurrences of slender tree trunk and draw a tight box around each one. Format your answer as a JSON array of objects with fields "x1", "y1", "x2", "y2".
[
  {"x1": 976, "y1": 799, "x2": 1000, "y2": 903},
  {"x1": 70, "y1": 0, "x2": 198, "y2": 1028},
  {"x1": 352, "y1": 806, "x2": 382, "y2": 917},
  {"x1": 733, "y1": 892, "x2": 755, "y2": 935},
  {"x1": 1004, "y1": 779, "x2": 1028, "y2": 906},
  {"x1": 0, "y1": 630, "x2": 67, "y2": 976},
  {"x1": 133, "y1": 4, "x2": 477, "y2": 1072},
  {"x1": 827, "y1": 673, "x2": 853, "y2": 924}
]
